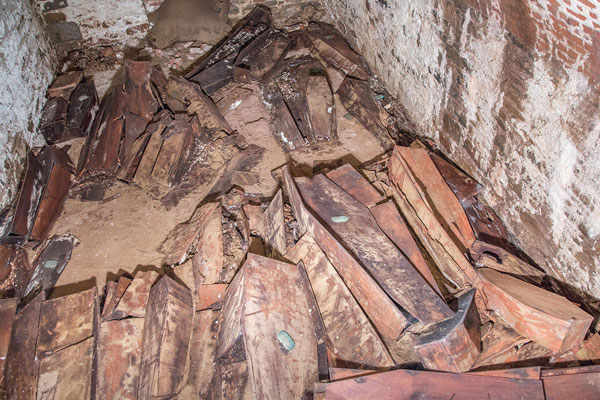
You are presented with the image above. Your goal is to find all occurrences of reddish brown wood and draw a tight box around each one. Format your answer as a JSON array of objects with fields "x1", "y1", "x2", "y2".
[
  {"x1": 470, "y1": 366, "x2": 541, "y2": 380},
  {"x1": 101, "y1": 276, "x2": 132, "y2": 320},
  {"x1": 473, "y1": 320, "x2": 531, "y2": 368},
  {"x1": 480, "y1": 268, "x2": 593, "y2": 353},
  {"x1": 0, "y1": 297, "x2": 17, "y2": 386},
  {"x1": 371, "y1": 200, "x2": 441, "y2": 294},
  {"x1": 543, "y1": 368, "x2": 600, "y2": 400},
  {"x1": 430, "y1": 153, "x2": 483, "y2": 204},
  {"x1": 470, "y1": 240, "x2": 544, "y2": 284},
  {"x1": 138, "y1": 276, "x2": 194, "y2": 399},
  {"x1": 328, "y1": 368, "x2": 379, "y2": 382},
  {"x1": 196, "y1": 284, "x2": 228, "y2": 310},
  {"x1": 243, "y1": 204, "x2": 265, "y2": 235},
  {"x1": 325, "y1": 164, "x2": 384, "y2": 208},
  {"x1": 264, "y1": 189, "x2": 286, "y2": 257},
  {"x1": 47, "y1": 71, "x2": 83, "y2": 99},
  {"x1": 323, "y1": 368, "x2": 545, "y2": 399},
  {"x1": 114, "y1": 270, "x2": 160, "y2": 318}
]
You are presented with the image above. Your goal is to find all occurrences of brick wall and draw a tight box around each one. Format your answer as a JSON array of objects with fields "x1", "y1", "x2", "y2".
[{"x1": 323, "y1": 0, "x2": 600, "y2": 316}]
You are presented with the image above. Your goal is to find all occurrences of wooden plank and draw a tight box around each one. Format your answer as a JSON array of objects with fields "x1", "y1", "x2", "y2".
[
  {"x1": 430, "y1": 153, "x2": 483, "y2": 205},
  {"x1": 191, "y1": 203, "x2": 224, "y2": 284},
  {"x1": 325, "y1": 164, "x2": 384, "y2": 208},
  {"x1": 138, "y1": 276, "x2": 194, "y2": 399},
  {"x1": 396, "y1": 147, "x2": 476, "y2": 251},
  {"x1": 285, "y1": 235, "x2": 394, "y2": 369},
  {"x1": 196, "y1": 284, "x2": 228, "y2": 310},
  {"x1": 0, "y1": 297, "x2": 18, "y2": 386},
  {"x1": 4, "y1": 292, "x2": 44, "y2": 400},
  {"x1": 296, "y1": 174, "x2": 452, "y2": 323},
  {"x1": 306, "y1": 73, "x2": 335, "y2": 142},
  {"x1": 133, "y1": 115, "x2": 169, "y2": 187},
  {"x1": 36, "y1": 287, "x2": 95, "y2": 359},
  {"x1": 542, "y1": 365, "x2": 600, "y2": 377},
  {"x1": 243, "y1": 204, "x2": 264, "y2": 235},
  {"x1": 96, "y1": 318, "x2": 144, "y2": 400},
  {"x1": 370, "y1": 200, "x2": 441, "y2": 294},
  {"x1": 322, "y1": 368, "x2": 545, "y2": 400},
  {"x1": 480, "y1": 268, "x2": 593, "y2": 353},
  {"x1": 47, "y1": 71, "x2": 83, "y2": 99},
  {"x1": 415, "y1": 288, "x2": 481, "y2": 373},
  {"x1": 308, "y1": 37, "x2": 369, "y2": 80},
  {"x1": 466, "y1": 201, "x2": 512, "y2": 250},
  {"x1": 281, "y1": 166, "x2": 408, "y2": 344},
  {"x1": 66, "y1": 80, "x2": 97, "y2": 137},
  {"x1": 216, "y1": 253, "x2": 318, "y2": 399},
  {"x1": 264, "y1": 189, "x2": 286, "y2": 257},
  {"x1": 328, "y1": 368, "x2": 378, "y2": 382},
  {"x1": 470, "y1": 240, "x2": 544, "y2": 284},
  {"x1": 37, "y1": 337, "x2": 93, "y2": 400},
  {"x1": 470, "y1": 367, "x2": 541, "y2": 380},
  {"x1": 472, "y1": 320, "x2": 530, "y2": 368},
  {"x1": 576, "y1": 333, "x2": 600, "y2": 362},
  {"x1": 262, "y1": 81, "x2": 306, "y2": 150},
  {"x1": 101, "y1": 276, "x2": 132, "y2": 320},
  {"x1": 114, "y1": 270, "x2": 160, "y2": 318},
  {"x1": 543, "y1": 368, "x2": 600, "y2": 400},
  {"x1": 234, "y1": 29, "x2": 291, "y2": 81},
  {"x1": 388, "y1": 146, "x2": 482, "y2": 289}
]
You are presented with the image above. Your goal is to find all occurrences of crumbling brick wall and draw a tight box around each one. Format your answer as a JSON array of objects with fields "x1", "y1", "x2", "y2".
[
  {"x1": 323, "y1": 0, "x2": 600, "y2": 313},
  {"x1": 0, "y1": 0, "x2": 56, "y2": 235}
]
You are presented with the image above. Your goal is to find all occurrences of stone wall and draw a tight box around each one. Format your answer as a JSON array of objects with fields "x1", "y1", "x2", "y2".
[
  {"x1": 0, "y1": 0, "x2": 57, "y2": 233},
  {"x1": 323, "y1": 0, "x2": 600, "y2": 313}
]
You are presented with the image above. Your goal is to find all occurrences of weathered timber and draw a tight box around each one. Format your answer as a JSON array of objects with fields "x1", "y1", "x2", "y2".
[
  {"x1": 0, "y1": 298, "x2": 18, "y2": 386},
  {"x1": 191, "y1": 204, "x2": 225, "y2": 285},
  {"x1": 242, "y1": 204, "x2": 264, "y2": 235},
  {"x1": 480, "y1": 268, "x2": 593, "y2": 353},
  {"x1": 196, "y1": 284, "x2": 228, "y2": 310},
  {"x1": 387, "y1": 146, "x2": 482, "y2": 289},
  {"x1": 470, "y1": 240, "x2": 545, "y2": 284},
  {"x1": 262, "y1": 81, "x2": 306, "y2": 150},
  {"x1": 47, "y1": 71, "x2": 83, "y2": 99},
  {"x1": 190, "y1": 54, "x2": 235, "y2": 95},
  {"x1": 306, "y1": 73, "x2": 335, "y2": 142},
  {"x1": 295, "y1": 173, "x2": 453, "y2": 323},
  {"x1": 37, "y1": 338, "x2": 94, "y2": 400},
  {"x1": 66, "y1": 80, "x2": 98, "y2": 137},
  {"x1": 465, "y1": 201, "x2": 513, "y2": 250},
  {"x1": 327, "y1": 368, "x2": 378, "y2": 382},
  {"x1": 4, "y1": 292, "x2": 44, "y2": 400},
  {"x1": 40, "y1": 97, "x2": 69, "y2": 144},
  {"x1": 114, "y1": 270, "x2": 160, "y2": 318},
  {"x1": 370, "y1": 200, "x2": 441, "y2": 295},
  {"x1": 264, "y1": 189, "x2": 286, "y2": 257},
  {"x1": 325, "y1": 164, "x2": 384, "y2": 208},
  {"x1": 101, "y1": 276, "x2": 132, "y2": 320},
  {"x1": 36, "y1": 287, "x2": 96, "y2": 359},
  {"x1": 321, "y1": 368, "x2": 545, "y2": 400},
  {"x1": 285, "y1": 235, "x2": 394, "y2": 369},
  {"x1": 472, "y1": 320, "x2": 530, "y2": 368},
  {"x1": 281, "y1": 166, "x2": 408, "y2": 344},
  {"x1": 414, "y1": 288, "x2": 481, "y2": 373},
  {"x1": 96, "y1": 318, "x2": 144, "y2": 400},
  {"x1": 234, "y1": 29, "x2": 291, "y2": 81},
  {"x1": 138, "y1": 275, "x2": 194, "y2": 399},
  {"x1": 430, "y1": 153, "x2": 483, "y2": 205},
  {"x1": 470, "y1": 367, "x2": 541, "y2": 380},
  {"x1": 542, "y1": 366, "x2": 600, "y2": 400},
  {"x1": 216, "y1": 253, "x2": 318, "y2": 399}
]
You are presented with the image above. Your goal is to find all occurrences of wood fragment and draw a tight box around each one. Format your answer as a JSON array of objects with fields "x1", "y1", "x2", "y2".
[
  {"x1": 470, "y1": 366, "x2": 541, "y2": 380},
  {"x1": 114, "y1": 270, "x2": 160, "y2": 318},
  {"x1": 542, "y1": 366, "x2": 600, "y2": 400},
  {"x1": 470, "y1": 240, "x2": 545, "y2": 284},
  {"x1": 325, "y1": 164, "x2": 384, "y2": 208},
  {"x1": 264, "y1": 189, "x2": 286, "y2": 257},
  {"x1": 0, "y1": 297, "x2": 18, "y2": 386},
  {"x1": 101, "y1": 276, "x2": 132, "y2": 320}
]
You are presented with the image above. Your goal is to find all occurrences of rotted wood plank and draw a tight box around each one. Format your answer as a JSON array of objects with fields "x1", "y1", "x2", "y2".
[
  {"x1": 101, "y1": 276, "x2": 132, "y2": 320},
  {"x1": 470, "y1": 366, "x2": 541, "y2": 380},
  {"x1": 542, "y1": 366, "x2": 600, "y2": 400},
  {"x1": 216, "y1": 253, "x2": 318, "y2": 399},
  {"x1": 114, "y1": 270, "x2": 160, "y2": 318},
  {"x1": 472, "y1": 320, "x2": 530, "y2": 369},
  {"x1": 321, "y1": 368, "x2": 545, "y2": 400},
  {"x1": 295, "y1": 174, "x2": 453, "y2": 323},
  {"x1": 47, "y1": 71, "x2": 83, "y2": 100},
  {"x1": 234, "y1": 29, "x2": 291, "y2": 81},
  {"x1": 262, "y1": 81, "x2": 306, "y2": 151},
  {"x1": 370, "y1": 200, "x2": 441, "y2": 294},
  {"x1": 37, "y1": 337, "x2": 94, "y2": 400},
  {"x1": 36, "y1": 287, "x2": 96, "y2": 359},
  {"x1": 138, "y1": 276, "x2": 194, "y2": 399},
  {"x1": 285, "y1": 235, "x2": 394, "y2": 369},
  {"x1": 325, "y1": 164, "x2": 384, "y2": 208},
  {"x1": 281, "y1": 166, "x2": 407, "y2": 344},
  {"x1": 0, "y1": 297, "x2": 18, "y2": 387},
  {"x1": 264, "y1": 189, "x2": 286, "y2": 257},
  {"x1": 191, "y1": 203, "x2": 224, "y2": 284},
  {"x1": 414, "y1": 288, "x2": 481, "y2": 373},
  {"x1": 387, "y1": 146, "x2": 481, "y2": 289},
  {"x1": 4, "y1": 292, "x2": 44, "y2": 400},
  {"x1": 328, "y1": 368, "x2": 378, "y2": 382},
  {"x1": 430, "y1": 153, "x2": 483, "y2": 205},
  {"x1": 479, "y1": 268, "x2": 593, "y2": 353},
  {"x1": 306, "y1": 73, "x2": 335, "y2": 142},
  {"x1": 96, "y1": 318, "x2": 144, "y2": 400},
  {"x1": 470, "y1": 240, "x2": 545, "y2": 284},
  {"x1": 396, "y1": 147, "x2": 475, "y2": 251}
]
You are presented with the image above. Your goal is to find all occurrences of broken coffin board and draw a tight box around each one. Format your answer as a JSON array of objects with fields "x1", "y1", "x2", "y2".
[
  {"x1": 325, "y1": 163, "x2": 384, "y2": 208},
  {"x1": 479, "y1": 268, "x2": 593, "y2": 353},
  {"x1": 0, "y1": 297, "x2": 18, "y2": 387},
  {"x1": 264, "y1": 189, "x2": 286, "y2": 257},
  {"x1": 319, "y1": 368, "x2": 544, "y2": 400},
  {"x1": 138, "y1": 275, "x2": 194, "y2": 399},
  {"x1": 542, "y1": 366, "x2": 600, "y2": 400},
  {"x1": 414, "y1": 288, "x2": 481, "y2": 373},
  {"x1": 216, "y1": 253, "x2": 318, "y2": 399},
  {"x1": 285, "y1": 235, "x2": 394, "y2": 369},
  {"x1": 281, "y1": 166, "x2": 408, "y2": 345},
  {"x1": 295, "y1": 173, "x2": 452, "y2": 324},
  {"x1": 114, "y1": 270, "x2": 160, "y2": 318}
]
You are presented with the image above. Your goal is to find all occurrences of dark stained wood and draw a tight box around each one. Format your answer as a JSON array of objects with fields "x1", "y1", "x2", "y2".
[
  {"x1": 322, "y1": 368, "x2": 545, "y2": 400},
  {"x1": 96, "y1": 318, "x2": 144, "y2": 400},
  {"x1": 285, "y1": 235, "x2": 394, "y2": 369},
  {"x1": 40, "y1": 96, "x2": 69, "y2": 144},
  {"x1": 470, "y1": 240, "x2": 545, "y2": 284},
  {"x1": 36, "y1": 287, "x2": 96, "y2": 359},
  {"x1": 337, "y1": 77, "x2": 394, "y2": 150},
  {"x1": 191, "y1": 203, "x2": 225, "y2": 284},
  {"x1": 36, "y1": 337, "x2": 94, "y2": 399},
  {"x1": 190, "y1": 54, "x2": 235, "y2": 95},
  {"x1": 7, "y1": 152, "x2": 43, "y2": 240},
  {"x1": 328, "y1": 368, "x2": 378, "y2": 382},
  {"x1": 470, "y1": 366, "x2": 541, "y2": 380},
  {"x1": 465, "y1": 201, "x2": 513, "y2": 250},
  {"x1": 264, "y1": 189, "x2": 286, "y2": 257},
  {"x1": 480, "y1": 268, "x2": 593, "y2": 353},
  {"x1": 325, "y1": 164, "x2": 384, "y2": 208},
  {"x1": 216, "y1": 253, "x2": 318, "y2": 399},
  {"x1": 66, "y1": 80, "x2": 97, "y2": 137},
  {"x1": 281, "y1": 166, "x2": 408, "y2": 344},
  {"x1": 430, "y1": 153, "x2": 483, "y2": 204},
  {"x1": 133, "y1": 114, "x2": 170, "y2": 186},
  {"x1": 0, "y1": 297, "x2": 17, "y2": 386},
  {"x1": 47, "y1": 71, "x2": 83, "y2": 99},
  {"x1": 472, "y1": 320, "x2": 531, "y2": 368},
  {"x1": 296, "y1": 174, "x2": 453, "y2": 323},
  {"x1": 415, "y1": 288, "x2": 481, "y2": 373},
  {"x1": 114, "y1": 270, "x2": 160, "y2": 318},
  {"x1": 138, "y1": 275, "x2": 194, "y2": 399},
  {"x1": 4, "y1": 292, "x2": 44, "y2": 400},
  {"x1": 371, "y1": 200, "x2": 441, "y2": 294},
  {"x1": 306, "y1": 73, "x2": 335, "y2": 142},
  {"x1": 234, "y1": 29, "x2": 291, "y2": 81},
  {"x1": 262, "y1": 80, "x2": 306, "y2": 150}
]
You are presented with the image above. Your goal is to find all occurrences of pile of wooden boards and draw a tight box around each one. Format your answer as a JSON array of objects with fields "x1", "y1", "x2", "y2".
[{"x1": 2, "y1": 147, "x2": 599, "y2": 399}]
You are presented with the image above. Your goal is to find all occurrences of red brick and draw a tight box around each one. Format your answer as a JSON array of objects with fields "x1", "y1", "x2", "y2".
[
  {"x1": 566, "y1": 7, "x2": 587, "y2": 21},
  {"x1": 578, "y1": 0, "x2": 596, "y2": 9}
]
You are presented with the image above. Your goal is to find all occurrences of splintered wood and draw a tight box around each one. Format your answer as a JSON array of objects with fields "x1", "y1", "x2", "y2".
[{"x1": 2, "y1": 6, "x2": 599, "y2": 399}]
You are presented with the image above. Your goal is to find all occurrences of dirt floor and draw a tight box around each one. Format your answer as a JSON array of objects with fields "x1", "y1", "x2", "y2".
[{"x1": 49, "y1": 82, "x2": 383, "y2": 297}]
